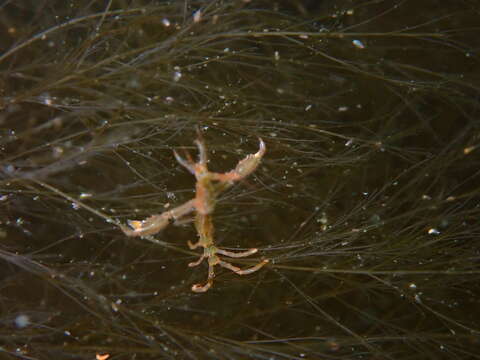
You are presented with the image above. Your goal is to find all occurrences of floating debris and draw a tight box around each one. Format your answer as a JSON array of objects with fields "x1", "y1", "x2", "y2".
[
  {"x1": 352, "y1": 39, "x2": 365, "y2": 49},
  {"x1": 14, "y1": 314, "x2": 30, "y2": 328},
  {"x1": 173, "y1": 71, "x2": 182, "y2": 82},
  {"x1": 162, "y1": 18, "x2": 171, "y2": 27},
  {"x1": 193, "y1": 10, "x2": 202, "y2": 23},
  {"x1": 79, "y1": 192, "x2": 93, "y2": 199},
  {"x1": 464, "y1": 145, "x2": 476, "y2": 155}
]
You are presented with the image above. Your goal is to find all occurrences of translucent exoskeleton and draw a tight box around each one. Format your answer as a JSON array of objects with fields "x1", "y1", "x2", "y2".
[{"x1": 120, "y1": 134, "x2": 268, "y2": 292}]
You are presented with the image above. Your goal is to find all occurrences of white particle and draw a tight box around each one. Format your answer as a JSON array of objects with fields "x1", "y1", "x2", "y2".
[
  {"x1": 173, "y1": 71, "x2": 182, "y2": 82},
  {"x1": 52, "y1": 146, "x2": 64, "y2": 158},
  {"x1": 352, "y1": 39, "x2": 365, "y2": 49},
  {"x1": 42, "y1": 96, "x2": 53, "y2": 106},
  {"x1": 14, "y1": 314, "x2": 30, "y2": 328},
  {"x1": 193, "y1": 10, "x2": 202, "y2": 23},
  {"x1": 162, "y1": 18, "x2": 170, "y2": 27}
]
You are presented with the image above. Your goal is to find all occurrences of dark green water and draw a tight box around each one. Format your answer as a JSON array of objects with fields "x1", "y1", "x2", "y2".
[{"x1": 1, "y1": 1, "x2": 479, "y2": 359}]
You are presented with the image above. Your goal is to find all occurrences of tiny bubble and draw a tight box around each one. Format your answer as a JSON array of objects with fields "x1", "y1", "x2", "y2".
[
  {"x1": 352, "y1": 39, "x2": 365, "y2": 49},
  {"x1": 15, "y1": 314, "x2": 30, "y2": 328},
  {"x1": 173, "y1": 71, "x2": 182, "y2": 82}
]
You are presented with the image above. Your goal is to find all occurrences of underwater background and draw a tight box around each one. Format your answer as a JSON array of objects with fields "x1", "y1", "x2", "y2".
[{"x1": 1, "y1": 0, "x2": 480, "y2": 359}]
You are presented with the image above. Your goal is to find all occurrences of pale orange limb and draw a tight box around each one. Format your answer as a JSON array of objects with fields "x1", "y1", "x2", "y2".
[
  {"x1": 188, "y1": 254, "x2": 206, "y2": 267},
  {"x1": 120, "y1": 214, "x2": 169, "y2": 237},
  {"x1": 192, "y1": 258, "x2": 216, "y2": 292},
  {"x1": 216, "y1": 248, "x2": 258, "y2": 258},
  {"x1": 173, "y1": 150, "x2": 196, "y2": 174},
  {"x1": 234, "y1": 259, "x2": 269, "y2": 275},
  {"x1": 121, "y1": 199, "x2": 195, "y2": 237},
  {"x1": 187, "y1": 240, "x2": 201, "y2": 249},
  {"x1": 212, "y1": 138, "x2": 265, "y2": 183},
  {"x1": 191, "y1": 281, "x2": 212, "y2": 293},
  {"x1": 219, "y1": 259, "x2": 269, "y2": 275},
  {"x1": 194, "y1": 139, "x2": 208, "y2": 166}
]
